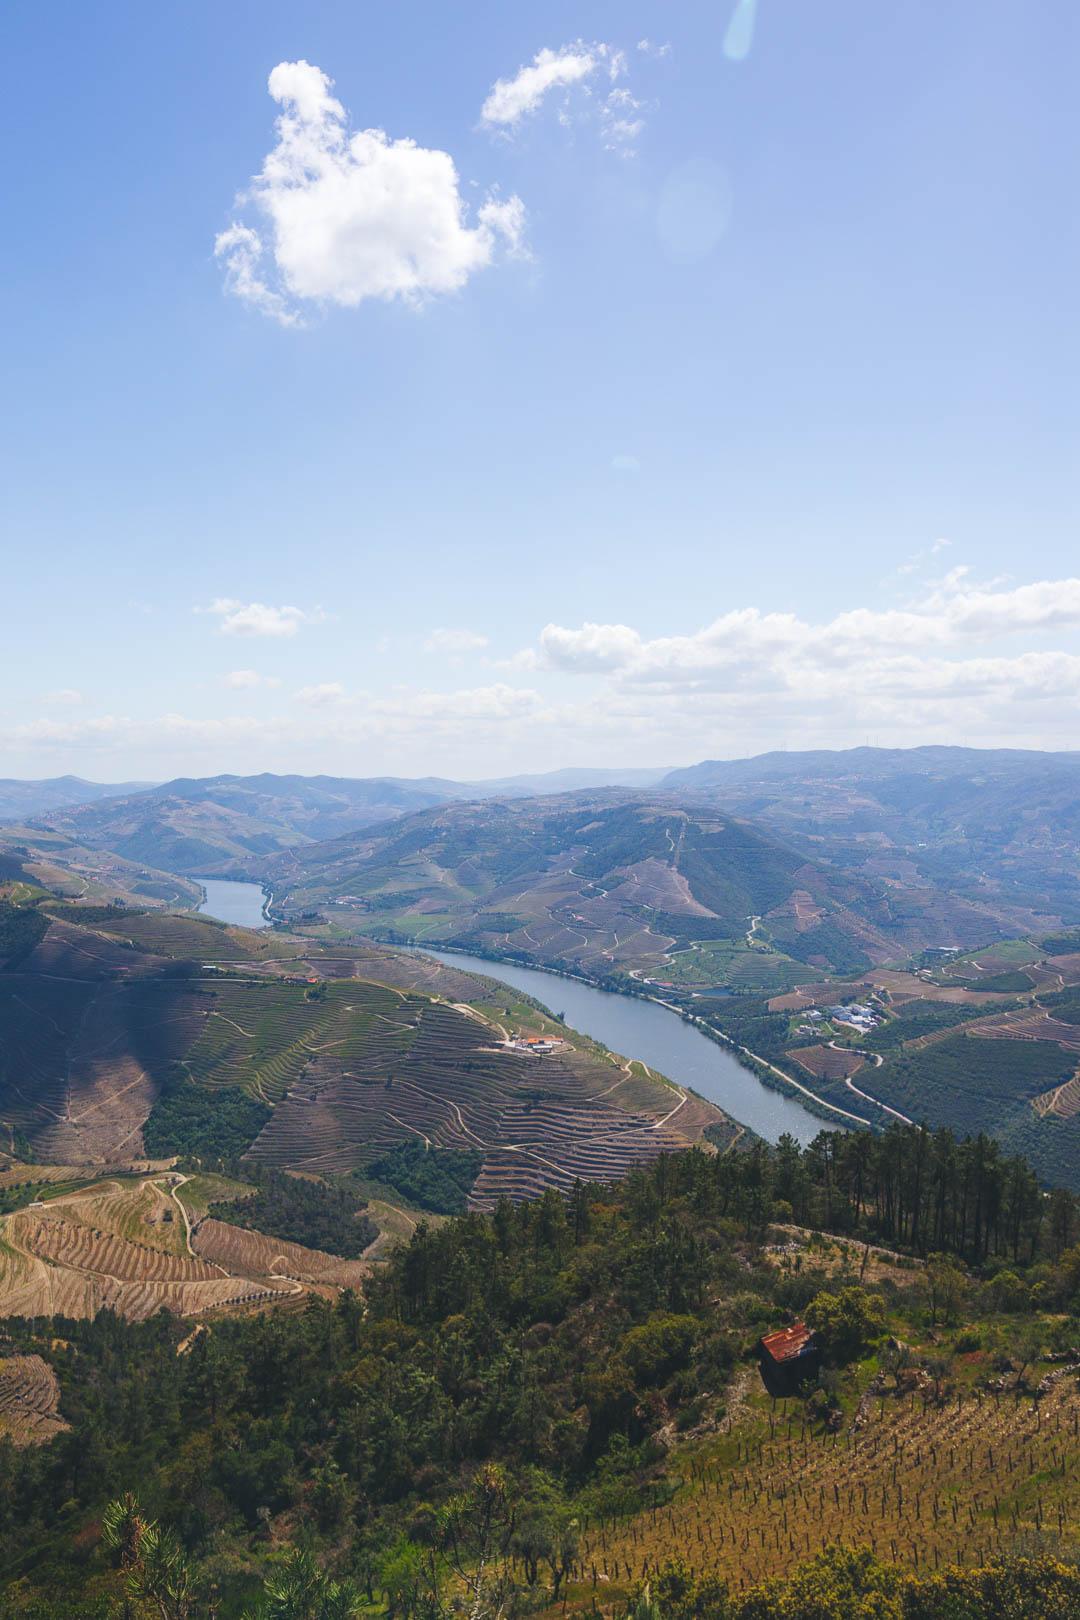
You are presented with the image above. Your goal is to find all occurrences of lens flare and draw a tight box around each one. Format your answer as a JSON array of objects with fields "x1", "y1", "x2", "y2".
[{"x1": 723, "y1": 0, "x2": 759, "y2": 62}]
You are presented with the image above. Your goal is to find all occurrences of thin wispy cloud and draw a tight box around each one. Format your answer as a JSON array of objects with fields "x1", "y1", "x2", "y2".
[
  {"x1": 225, "y1": 669, "x2": 282, "y2": 689},
  {"x1": 897, "y1": 537, "x2": 953, "y2": 576},
  {"x1": 216, "y1": 60, "x2": 525, "y2": 325},
  {"x1": 295, "y1": 682, "x2": 346, "y2": 707},
  {"x1": 480, "y1": 40, "x2": 647, "y2": 153}
]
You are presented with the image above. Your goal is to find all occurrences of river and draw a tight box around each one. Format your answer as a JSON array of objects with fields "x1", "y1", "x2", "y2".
[
  {"x1": 197, "y1": 879, "x2": 271, "y2": 930},
  {"x1": 411, "y1": 947, "x2": 827, "y2": 1146}
]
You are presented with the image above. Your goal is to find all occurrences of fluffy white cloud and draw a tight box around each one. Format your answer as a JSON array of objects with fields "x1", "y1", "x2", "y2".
[
  {"x1": 535, "y1": 576, "x2": 1080, "y2": 689},
  {"x1": 216, "y1": 60, "x2": 525, "y2": 324},
  {"x1": 43, "y1": 689, "x2": 84, "y2": 706},
  {"x1": 497, "y1": 573, "x2": 1080, "y2": 752},
  {"x1": 423, "y1": 628, "x2": 490, "y2": 654},
  {"x1": 201, "y1": 599, "x2": 325, "y2": 638},
  {"x1": 20, "y1": 575, "x2": 1080, "y2": 776},
  {"x1": 481, "y1": 41, "x2": 643, "y2": 151},
  {"x1": 225, "y1": 669, "x2": 281, "y2": 690}
]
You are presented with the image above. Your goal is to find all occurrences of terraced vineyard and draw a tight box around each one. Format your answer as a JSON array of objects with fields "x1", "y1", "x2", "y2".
[
  {"x1": 0, "y1": 949, "x2": 206, "y2": 1163},
  {"x1": 791, "y1": 1044, "x2": 866, "y2": 1081},
  {"x1": 0, "y1": 1176, "x2": 362, "y2": 1322},
  {"x1": 191, "y1": 1217, "x2": 369, "y2": 1293},
  {"x1": 0, "y1": 900, "x2": 737, "y2": 1319},
  {"x1": 0, "y1": 1353, "x2": 69, "y2": 1446},
  {"x1": 243, "y1": 988, "x2": 714, "y2": 1205}
]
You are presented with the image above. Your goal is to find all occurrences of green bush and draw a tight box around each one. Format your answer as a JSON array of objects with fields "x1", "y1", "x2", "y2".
[{"x1": 805, "y1": 1286, "x2": 885, "y2": 1364}]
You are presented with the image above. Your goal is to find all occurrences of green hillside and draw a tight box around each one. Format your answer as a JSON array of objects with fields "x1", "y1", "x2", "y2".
[
  {"x1": 2, "y1": 1130, "x2": 1078, "y2": 1617},
  {"x1": 265, "y1": 795, "x2": 915, "y2": 989}
]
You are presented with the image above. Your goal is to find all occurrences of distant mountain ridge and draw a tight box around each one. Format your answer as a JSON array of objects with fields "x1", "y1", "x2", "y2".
[
  {"x1": 32, "y1": 767, "x2": 672, "y2": 876},
  {"x1": 662, "y1": 744, "x2": 1080, "y2": 789},
  {"x1": 0, "y1": 775, "x2": 155, "y2": 821},
  {"x1": 14, "y1": 745, "x2": 1080, "y2": 927},
  {"x1": 660, "y1": 746, "x2": 1080, "y2": 927}
]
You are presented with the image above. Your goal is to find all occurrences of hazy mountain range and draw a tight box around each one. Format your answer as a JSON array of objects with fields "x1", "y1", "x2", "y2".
[{"x1": 6, "y1": 747, "x2": 1076, "y2": 931}]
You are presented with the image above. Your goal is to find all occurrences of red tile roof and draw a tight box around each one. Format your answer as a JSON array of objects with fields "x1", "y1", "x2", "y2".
[{"x1": 760, "y1": 1322, "x2": 815, "y2": 1363}]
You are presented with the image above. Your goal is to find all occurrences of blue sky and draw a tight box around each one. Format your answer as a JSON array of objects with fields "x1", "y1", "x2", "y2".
[{"x1": 3, "y1": 1, "x2": 1078, "y2": 781}]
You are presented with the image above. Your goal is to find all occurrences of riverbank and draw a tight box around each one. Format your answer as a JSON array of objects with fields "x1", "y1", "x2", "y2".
[{"x1": 399, "y1": 941, "x2": 859, "y2": 1143}]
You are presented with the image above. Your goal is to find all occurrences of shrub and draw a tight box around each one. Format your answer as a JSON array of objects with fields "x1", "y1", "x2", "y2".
[{"x1": 805, "y1": 1286, "x2": 886, "y2": 1364}]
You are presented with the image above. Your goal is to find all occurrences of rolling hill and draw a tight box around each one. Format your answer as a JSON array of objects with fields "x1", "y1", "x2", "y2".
[
  {"x1": 0, "y1": 775, "x2": 153, "y2": 821},
  {"x1": 0, "y1": 891, "x2": 733, "y2": 1316},
  {"x1": 262, "y1": 792, "x2": 972, "y2": 987},
  {"x1": 3, "y1": 1131, "x2": 1078, "y2": 1617},
  {"x1": 36, "y1": 773, "x2": 462, "y2": 875},
  {"x1": 662, "y1": 746, "x2": 1080, "y2": 929},
  {"x1": 32, "y1": 767, "x2": 674, "y2": 877},
  {"x1": 671, "y1": 930, "x2": 1080, "y2": 1191}
]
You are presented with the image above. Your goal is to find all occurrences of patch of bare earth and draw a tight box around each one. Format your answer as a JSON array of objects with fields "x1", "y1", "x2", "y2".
[{"x1": 606, "y1": 858, "x2": 716, "y2": 917}]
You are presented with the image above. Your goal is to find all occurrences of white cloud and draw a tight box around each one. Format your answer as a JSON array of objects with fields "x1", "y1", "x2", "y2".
[
  {"x1": 423, "y1": 628, "x2": 490, "y2": 654},
  {"x1": 494, "y1": 576, "x2": 1080, "y2": 750},
  {"x1": 200, "y1": 599, "x2": 326, "y2": 638},
  {"x1": 481, "y1": 43, "x2": 603, "y2": 128},
  {"x1": 534, "y1": 576, "x2": 1080, "y2": 690},
  {"x1": 296, "y1": 682, "x2": 345, "y2": 707},
  {"x1": 217, "y1": 60, "x2": 525, "y2": 325},
  {"x1": 225, "y1": 669, "x2": 281, "y2": 690},
  {"x1": 481, "y1": 41, "x2": 644, "y2": 151},
  {"x1": 611, "y1": 453, "x2": 641, "y2": 473},
  {"x1": 7, "y1": 685, "x2": 546, "y2": 757},
  {"x1": 377, "y1": 683, "x2": 541, "y2": 722},
  {"x1": 637, "y1": 40, "x2": 672, "y2": 59},
  {"x1": 43, "y1": 689, "x2": 83, "y2": 706},
  {"x1": 214, "y1": 225, "x2": 299, "y2": 327},
  {"x1": 539, "y1": 621, "x2": 644, "y2": 672},
  {"x1": 600, "y1": 86, "x2": 645, "y2": 153}
]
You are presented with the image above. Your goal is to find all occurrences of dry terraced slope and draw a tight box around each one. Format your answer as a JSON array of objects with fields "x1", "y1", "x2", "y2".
[
  {"x1": 0, "y1": 906, "x2": 734, "y2": 1322},
  {"x1": 0, "y1": 1353, "x2": 68, "y2": 1446},
  {"x1": 3, "y1": 905, "x2": 731, "y2": 1201},
  {"x1": 0, "y1": 1176, "x2": 365, "y2": 1322}
]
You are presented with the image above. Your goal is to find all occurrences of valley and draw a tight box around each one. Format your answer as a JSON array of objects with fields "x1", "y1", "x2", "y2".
[
  {"x1": 0, "y1": 755, "x2": 1079, "y2": 1617},
  {"x1": 0, "y1": 887, "x2": 739, "y2": 1324}
]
